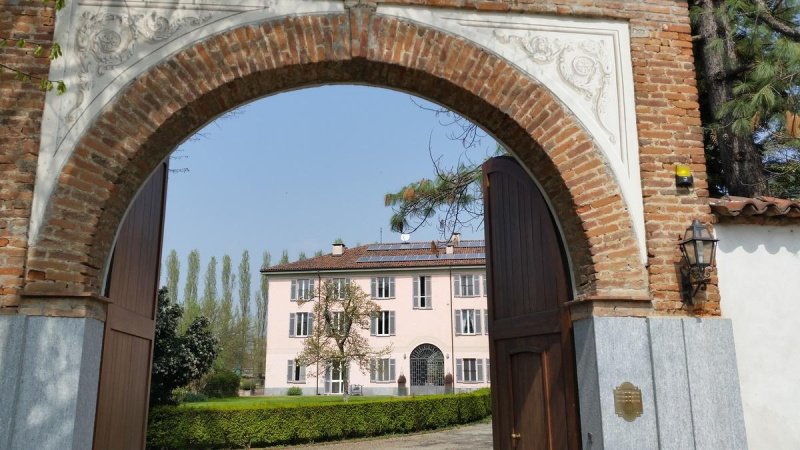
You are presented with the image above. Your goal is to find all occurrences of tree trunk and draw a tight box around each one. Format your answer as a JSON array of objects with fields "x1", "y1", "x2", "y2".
[{"x1": 695, "y1": 0, "x2": 765, "y2": 197}]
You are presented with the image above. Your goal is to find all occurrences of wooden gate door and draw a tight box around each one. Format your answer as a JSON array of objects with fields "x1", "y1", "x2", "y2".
[
  {"x1": 483, "y1": 156, "x2": 580, "y2": 450},
  {"x1": 93, "y1": 163, "x2": 168, "y2": 449}
]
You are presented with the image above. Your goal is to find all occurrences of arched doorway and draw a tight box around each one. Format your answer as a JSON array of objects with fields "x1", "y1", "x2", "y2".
[
  {"x1": 18, "y1": 5, "x2": 654, "y2": 449},
  {"x1": 409, "y1": 344, "x2": 445, "y2": 395}
]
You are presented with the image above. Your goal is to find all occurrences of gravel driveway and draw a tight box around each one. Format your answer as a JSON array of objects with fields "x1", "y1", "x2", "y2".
[{"x1": 282, "y1": 421, "x2": 493, "y2": 449}]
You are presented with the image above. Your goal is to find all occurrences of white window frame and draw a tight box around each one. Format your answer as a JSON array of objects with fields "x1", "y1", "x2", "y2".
[
  {"x1": 456, "y1": 358, "x2": 484, "y2": 383},
  {"x1": 329, "y1": 311, "x2": 345, "y2": 334},
  {"x1": 326, "y1": 361, "x2": 347, "y2": 394},
  {"x1": 291, "y1": 278, "x2": 315, "y2": 301},
  {"x1": 454, "y1": 274, "x2": 480, "y2": 297},
  {"x1": 455, "y1": 309, "x2": 482, "y2": 335},
  {"x1": 372, "y1": 310, "x2": 395, "y2": 336},
  {"x1": 413, "y1": 275, "x2": 432, "y2": 309},
  {"x1": 290, "y1": 312, "x2": 312, "y2": 337},
  {"x1": 370, "y1": 358, "x2": 396, "y2": 382},
  {"x1": 332, "y1": 277, "x2": 349, "y2": 299},
  {"x1": 372, "y1": 277, "x2": 395, "y2": 299}
]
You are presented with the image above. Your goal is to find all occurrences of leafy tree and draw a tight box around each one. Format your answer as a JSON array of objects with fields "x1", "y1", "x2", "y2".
[
  {"x1": 298, "y1": 251, "x2": 307, "y2": 261},
  {"x1": 314, "y1": 250, "x2": 324, "y2": 257},
  {"x1": 182, "y1": 250, "x2": 201, "y2": 330},
  {"x1": 200, "y1": 256, "x2": 218, "y2": 324},
  {"x1": 279, "y1": 250, "x2": 289, "y2": 265},
  {"x1": 252, "y1": 251, "x2": 271, "y2": 379},
  {"x1": 296, "y1": 280, "x2": 391, "y2": 401},
  {"x1": 165, "y1": 250, "x2": 180, "y2": 303},
  {"x1": 150, "y1": 288, "x2": 218, "y2": 406}
]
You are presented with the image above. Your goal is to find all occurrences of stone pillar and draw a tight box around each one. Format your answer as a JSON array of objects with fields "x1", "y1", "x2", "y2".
[
  {"x1": 574, "y1": 316, "x2": 747, "y2": 450},
  {"x1": 0, "y1": 313, "x2": 103, "y2": 450}
]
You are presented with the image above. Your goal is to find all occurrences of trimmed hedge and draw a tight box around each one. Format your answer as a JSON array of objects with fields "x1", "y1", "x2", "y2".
[{"x1": 147, "y1": 391, "x2": 491, "y2": 449}]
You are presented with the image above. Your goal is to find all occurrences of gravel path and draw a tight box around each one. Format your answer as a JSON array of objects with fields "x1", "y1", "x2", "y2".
[{"x1": 281, "y1": 421, "x2": 492, "y2": 449}]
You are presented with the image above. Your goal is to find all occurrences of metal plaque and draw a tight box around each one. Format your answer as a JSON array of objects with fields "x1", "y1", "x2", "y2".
[{"x1": 614, "y1": 382, "x2": 643, "y2": 422}]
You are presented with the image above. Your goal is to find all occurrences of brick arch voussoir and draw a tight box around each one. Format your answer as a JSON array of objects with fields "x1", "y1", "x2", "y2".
[{"x1": 28, "y1": 12, "x2": 648, "y2": 299}]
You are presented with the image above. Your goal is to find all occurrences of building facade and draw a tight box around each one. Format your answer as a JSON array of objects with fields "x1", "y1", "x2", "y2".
[{"x1": 262, "y1": 240, "x2": 490, "y2": 396}]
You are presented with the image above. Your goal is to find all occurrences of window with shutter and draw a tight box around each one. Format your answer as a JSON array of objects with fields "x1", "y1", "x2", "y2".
[
  {"x1": 372, "y1": 277, "x2": 395, "y2": 299},
  {"x1": 475, "y1": 310, "x2": 482, "y2": 334},
  {"x1": 292, "y1": 279, "x2": 314, "y2": 301},
  {"x1": 462, "y1": 358, "x2": 478, "y2": 382},
  {"x1": 486, "y1": 358, "x2": 490, "y2": 382},
  {"x1": 332, "y1": 278, "x2": 349, "y2": 299},
  {"x1": 455, "y1": 274, "x2": 478, "y2": 297},
  {"x1": 414, "y1": 275, "x2": 432, "y2": 309},
  {"x1": 484, "y1": 309, "x2": 489, "y2": 334},
  {"x1": 291, "y1": 312, "x2": 310, "y2": 337},
  {"x1": 370, "y1": 358, "x2": 396, "y2": 382},
  {"x1": 454, "y1": 310, "x2": 462, "y2": 335},
  {"x1": 287, "y1": 360, "x2": 305, "y2": 383},
  {"x1": 456, "y1": 359, "x2": 463, "y2": 382},
  {"x1": 458, "y1": 309, "x2": 477, "y2": 335},
  {"x1": 374, "y1": 311, "x2": 393, "y2": 336}
]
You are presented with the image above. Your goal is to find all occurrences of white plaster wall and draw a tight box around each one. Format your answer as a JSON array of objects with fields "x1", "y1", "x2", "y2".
[
  {"x1": 716, "y1": 223, "x2": 800, "y2": 450},
  {"x1": 264, "y1": 268, "x2": 490, "y2": 394}
]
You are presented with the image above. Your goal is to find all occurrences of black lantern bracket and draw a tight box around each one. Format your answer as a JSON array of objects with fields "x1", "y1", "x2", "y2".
[{"x1": 678, "y1": 219, "x2": 719, "y2": 304}]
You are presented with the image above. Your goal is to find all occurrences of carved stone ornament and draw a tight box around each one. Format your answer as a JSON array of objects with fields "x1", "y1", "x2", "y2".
[
  {"x1": 66, "y1": 9, "x2": 213, "y2": 123},
  {"x1": 494, "y1": 31, "x2": 615, "y2": 143},
  {"x1": 613, "y1": 381, "x2": 644, "y2": 422}
]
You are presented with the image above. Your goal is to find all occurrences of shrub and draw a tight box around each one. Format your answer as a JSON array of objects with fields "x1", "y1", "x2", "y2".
[
  {"x1": 202, "y1": 370, "x2": 241, "y2": 398},
  {"x1": 183, "y1": 392, "x2": 209, "y2": 403},
  {"x1": 286, "y1": 386, "x2": 302, "y2": 396},
  {"x1": 147, "y1": 391, "x2": 491, "y2": 449},
  {"x1": 240, "y1": 380, "x2": 257, "y2": 391}
]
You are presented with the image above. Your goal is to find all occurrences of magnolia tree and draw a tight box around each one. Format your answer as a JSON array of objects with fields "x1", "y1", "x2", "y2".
[{"x1": 296, "y1": 280, "x2": 391, "y2": 401}]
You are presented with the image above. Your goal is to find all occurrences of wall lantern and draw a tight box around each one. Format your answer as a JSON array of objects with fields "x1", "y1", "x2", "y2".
[{"x1": 678, "y1": 219, "x2": 719, "y2": 304}]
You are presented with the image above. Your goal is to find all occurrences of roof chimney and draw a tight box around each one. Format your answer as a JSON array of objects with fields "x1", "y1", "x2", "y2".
[
  {"x1": 332, "y1": 243, "x2": 345, "y2": 256},
  {"x1": 446, "y1": 244, "x2": 454, "y2": 254},
  {"x1": 452, "y1": 232, "x2": 461, "y2": 246}
]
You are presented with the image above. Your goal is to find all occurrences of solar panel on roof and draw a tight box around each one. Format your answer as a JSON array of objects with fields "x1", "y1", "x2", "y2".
[
  {"x1": 366, "y1": 242, "x2": 432, "y2": 251},
  {"x1": 356, "y1": 253, "x2": 485, "y2": 263},
  {"x1": 457, "y1": 240, "x2": 485, "y2": 248}
]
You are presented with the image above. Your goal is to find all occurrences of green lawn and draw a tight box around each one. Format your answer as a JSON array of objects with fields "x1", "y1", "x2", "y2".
[{"x1": 181, "y1": 395, "x2": 394, "y2": 410}]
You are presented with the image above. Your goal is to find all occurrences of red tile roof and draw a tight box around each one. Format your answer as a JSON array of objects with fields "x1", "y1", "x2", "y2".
[
  {"x1": 710, "y1": 196, "x2": 800, "y2": 219},
  {"x1": 262, "y1": 241, "x2": 485, "y2": 273}
]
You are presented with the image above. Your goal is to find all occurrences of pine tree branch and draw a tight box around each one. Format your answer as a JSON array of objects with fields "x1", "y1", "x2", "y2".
[{"x1": 753, "y1": 0, "x2": 800, "y2": 40}]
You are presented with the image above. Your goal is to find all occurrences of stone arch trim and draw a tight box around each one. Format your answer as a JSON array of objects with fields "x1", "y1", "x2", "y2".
[{"x1": 24, "y1": 9, "x2": 649, "y2": 302}]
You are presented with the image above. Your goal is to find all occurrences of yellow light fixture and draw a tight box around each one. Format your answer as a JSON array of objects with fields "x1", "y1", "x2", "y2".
[{"x1": 675, "y1": 164, "x2": 693, "y2": 188}]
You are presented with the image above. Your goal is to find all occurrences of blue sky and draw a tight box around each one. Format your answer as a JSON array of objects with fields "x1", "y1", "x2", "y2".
[{"x1": 161, "y1": 85, "x2": 495, "y2": 282}]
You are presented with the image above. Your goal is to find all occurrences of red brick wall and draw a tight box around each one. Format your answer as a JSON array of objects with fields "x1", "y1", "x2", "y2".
[
  {"x1": 4, "y1": 1, "x2": 716, "y2": 315},
  {"x1": 0, "y1": 2, "x2": 55, "y2": 309}
]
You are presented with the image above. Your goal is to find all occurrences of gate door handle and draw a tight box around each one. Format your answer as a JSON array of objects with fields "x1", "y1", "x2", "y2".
[{"x1": 511, "y1": 433, "x2": 521, "y2": 439}]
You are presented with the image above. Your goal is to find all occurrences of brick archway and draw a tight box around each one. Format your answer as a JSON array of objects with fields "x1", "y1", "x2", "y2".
[{"x1": 24, "y1": 9, "x2": 649, "y2": 303}]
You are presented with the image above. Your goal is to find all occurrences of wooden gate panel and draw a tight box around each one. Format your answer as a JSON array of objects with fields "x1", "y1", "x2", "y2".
[
  {"x1": 483, "y1": 156, "x2": 579, "y2": 450},
  {"x1": 93, "y1": 163, "x2": 168, "y2": 450}
]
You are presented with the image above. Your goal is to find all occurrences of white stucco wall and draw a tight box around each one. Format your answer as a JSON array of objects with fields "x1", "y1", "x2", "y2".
[
  {"x1": 264, "y1": 268, "x2": 490, "y2": 395},
  {"x1": 716, "y1": 223, "x2": 800, "y2": 450}
]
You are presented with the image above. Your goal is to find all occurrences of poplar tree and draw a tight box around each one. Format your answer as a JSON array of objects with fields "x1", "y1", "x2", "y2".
[
  {"x1": 217, "y1": 255, "x2": 236, "y2": 368},
  {"x1": 165, "y1": 249, "x2": 180, "y2": 304},
  {"x1": 298, "y1": 251, "x2": 307, "y2": 261},
  {"x1": 182, "y1": 250, "x2": 201, "y2": 330},
  {"x1": 200, "y1": 256, "x2": 218, "y2": 324},
  {"x1": 279, "y1": 250, "x2": 289, "y2": 265},
  {"x1": 237, "y1": 251, "x2": 252, "y2": 370},
  {"x1": 253, "y1": 251, "x2": 271, "y2": 379}
]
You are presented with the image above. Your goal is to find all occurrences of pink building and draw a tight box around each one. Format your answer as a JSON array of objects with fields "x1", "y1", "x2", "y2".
[{"x1": 261, "y1": 240, "x2": 490, "y2": 396}]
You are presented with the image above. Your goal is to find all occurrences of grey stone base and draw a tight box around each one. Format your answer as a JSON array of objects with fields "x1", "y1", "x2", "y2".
[
  {"x1": 0, "y1": 315, "x2": 103, "y2": 450},
  {"x1": 574, "y1": 317, "x2": 747, "y2": 450}
]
